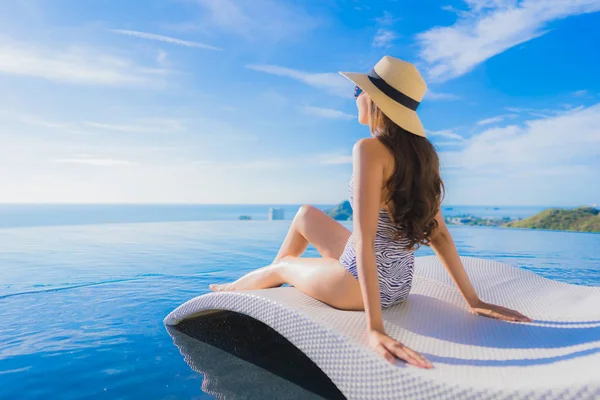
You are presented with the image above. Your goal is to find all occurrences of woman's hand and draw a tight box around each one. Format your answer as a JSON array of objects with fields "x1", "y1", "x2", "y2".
[
  {"x1": 368, "y1": 329, "x2": 433, "y2": 369},
  {"x1": 469, "y1": 299, "x2": 533, "y2": 322}
]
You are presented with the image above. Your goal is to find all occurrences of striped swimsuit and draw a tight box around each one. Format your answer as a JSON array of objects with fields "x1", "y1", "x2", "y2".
[{"x1": 339, "y1": 175, "x2": 415, "y2": 308}]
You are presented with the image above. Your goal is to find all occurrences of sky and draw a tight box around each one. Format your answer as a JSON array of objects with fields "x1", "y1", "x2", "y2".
[{"x1": 0, "y1": 0, "x2": 599, "y2": 206}]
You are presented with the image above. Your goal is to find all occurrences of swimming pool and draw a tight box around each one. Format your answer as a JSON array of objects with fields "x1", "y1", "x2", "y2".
[{"x1": 1, "y1": 220, "x2": 598, "y2": 399}]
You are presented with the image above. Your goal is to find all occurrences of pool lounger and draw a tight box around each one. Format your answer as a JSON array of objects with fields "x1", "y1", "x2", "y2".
[{"x1": 164, "y1": 255, "x2": 600, "y2": 400}]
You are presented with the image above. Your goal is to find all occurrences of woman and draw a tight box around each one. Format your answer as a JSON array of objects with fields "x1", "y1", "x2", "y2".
[{"x1": 210, "y1": 56, "x2": 532, "y2": 369}]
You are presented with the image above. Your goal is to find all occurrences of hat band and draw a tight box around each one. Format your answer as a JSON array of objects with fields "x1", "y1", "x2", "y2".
[{"x1": 367, "y1": 69, "x2": 420, "y2": 111}]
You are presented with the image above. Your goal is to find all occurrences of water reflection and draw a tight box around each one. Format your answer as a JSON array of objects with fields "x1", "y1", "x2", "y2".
[{"x1": 166, "y1": 311, "x2": 346, "y2": 400}]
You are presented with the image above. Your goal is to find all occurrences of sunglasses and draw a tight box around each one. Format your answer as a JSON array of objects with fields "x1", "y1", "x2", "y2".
[{"x1": 354, "y1": 85, "x2": 363, "y2": 98}]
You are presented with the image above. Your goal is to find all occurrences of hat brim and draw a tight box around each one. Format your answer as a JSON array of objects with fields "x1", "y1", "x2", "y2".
[{"x1": 339, "y1": 71, "x2": 426, "y2": 138}]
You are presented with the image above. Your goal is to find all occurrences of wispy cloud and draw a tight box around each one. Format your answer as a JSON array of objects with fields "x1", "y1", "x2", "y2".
[
  {"x1": 573, "y1": 89, "x2": 590, "y2": 97},
  {"x1": 84, "y1": 119, "x2": 186, "y2": 133},
  {"x1": 433, "y1": 141, "x2": 464, "y2": 147},
  {"x1": 372, "y1": 11, "x2": 398, "y2": 48},
  {"x1": 194, "y1": 0, "x2": 320, "y2": 40},
  {"x1": 301, "y1": 106, "x2": 354, "y2": 120},
  {"x1": 425, "y1": 90, "x2": 460, "y2": 101},
  {"x1": 54, "y1": 156, "x2": 137, "y2": 166},
  {"x1": 428, "y1": 129, "x2": 465, "y2": 141},
  {"x1": 0, "y1": 37, "x2": 169, "y2": 86},
  {"x1": 191, "y1": 151, "x2": 354, "y2": 170},
  {"x1": 0, "y1": 110, "x2": 70, "y2": 129},
  {"x1": 505, "y1": 104, "x2": 584, "y2": 119},
  {"x1": 372, "y1": 29, "x2": 397, "y2": 48},
  {"x1": 246, "y1": 64, "x2": 350, "y2": 96},
  {"x1": 440, "y1": 102, "x2": 600, "y2": 174},
  {"x1": 476, "y1": 113, "x2": 518, "y2": 126},
  {"x1": 110, "y1": 29, "x2": 222, "y2": 51},
  {"x1": 437, "y1": 102, "x2": 600, "y2": 204},
  {"x1": 1, "y1": 111, "x2": 187, "y2": 135},
  {"x1": 317, "y1": 154, "x2": 353, "y2": 165},
  {"x1": 417, "y1": 0, "x2": 600, "y2": 81},
  {"x1": 156, "y1": 49, "x2": 168, "y2": 64}
]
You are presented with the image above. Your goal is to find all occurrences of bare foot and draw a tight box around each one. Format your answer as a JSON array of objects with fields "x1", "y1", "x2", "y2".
[{"x1": 209, "y1": 283, "x2": 236, "y2": 292}]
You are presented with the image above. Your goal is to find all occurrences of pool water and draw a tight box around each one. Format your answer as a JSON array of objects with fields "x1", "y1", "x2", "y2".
[{"x1": 0, "y1": 220, "x2": 598, "y2": 399}]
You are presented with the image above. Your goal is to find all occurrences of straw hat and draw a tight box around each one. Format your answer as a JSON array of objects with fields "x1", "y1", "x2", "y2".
[{"x1": 339, "y1": 56, "x2": 427, "y2": 137}]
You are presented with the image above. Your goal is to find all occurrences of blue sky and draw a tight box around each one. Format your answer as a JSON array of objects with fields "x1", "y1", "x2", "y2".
[{"x1": 0, "y1": 0, "x2": 599, "y2": 206}]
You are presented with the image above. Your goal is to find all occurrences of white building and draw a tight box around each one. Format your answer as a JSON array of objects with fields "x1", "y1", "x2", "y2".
[{"x1": 268, "y1": 207, "x2": 285, "y2": 221}]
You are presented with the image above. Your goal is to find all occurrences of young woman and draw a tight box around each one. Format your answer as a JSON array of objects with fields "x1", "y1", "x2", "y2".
[{"x1": 210, "y1": 56, "x2": 532, "y2": 369}]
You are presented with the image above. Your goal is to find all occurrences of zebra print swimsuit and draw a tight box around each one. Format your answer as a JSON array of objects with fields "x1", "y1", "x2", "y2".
[{"x1": 338, "y1": 175, "x2": 415, "y2": 308}]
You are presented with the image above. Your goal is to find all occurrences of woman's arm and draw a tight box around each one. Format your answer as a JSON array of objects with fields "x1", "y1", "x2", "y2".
[
  {"x1": 428, "y1": 210, "x2": 480, "y2": 306},
  {"x1": 352, "y1": 138, "x2": 431, "y2": 368},
  {"x1": 429, "y1": 210, "x2": 532, "y2": 322},
  {"x1": 352, "y1": 139, "x2": 385, "y2": 331}
]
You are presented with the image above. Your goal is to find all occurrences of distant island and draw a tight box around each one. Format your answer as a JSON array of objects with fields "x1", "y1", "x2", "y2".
[
  {"x1": 239, "y1": 215, "x2": 252, "y2": 220},
  {"x1": 445, "y1": 215, "x2": 512, "y2": 227},
  {"x1": 325, "y1": 202, "x2": 599, "y2": 233},
  {"x1": 505, "y1": 206, "x2": 599, "y2": 233},
  {"x1": 326, "y1": 200, "x2": 353, "y2": 221}
]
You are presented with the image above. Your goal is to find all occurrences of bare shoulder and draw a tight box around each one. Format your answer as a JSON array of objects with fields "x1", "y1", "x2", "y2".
[
  {"x1": 352, "y1": 137, "x2": 392, "y2": 171},
  {"x1": 352, "y1": 137, "x2": 387, "y2": 159}
]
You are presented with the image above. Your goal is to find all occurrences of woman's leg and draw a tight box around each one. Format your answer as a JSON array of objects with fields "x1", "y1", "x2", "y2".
[
  {"x1": 210, "y1": 256, "x2": 364, "y2": 311},
  {"x1": 271, "y1": 205, "x2": 352, "y2": 263},
  {"x1": 208, "y1": 204, "x2": 358, "y2": 307}
]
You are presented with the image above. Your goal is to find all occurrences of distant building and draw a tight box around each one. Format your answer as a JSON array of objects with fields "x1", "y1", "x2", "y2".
[{"x1": 268, "y1": 207, "x2": 285, "y2": 221}]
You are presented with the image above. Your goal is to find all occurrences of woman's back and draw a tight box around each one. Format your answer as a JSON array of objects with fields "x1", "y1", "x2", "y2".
[{"x1": 340, "y1": 172, "x2": 415, "y2": 308}]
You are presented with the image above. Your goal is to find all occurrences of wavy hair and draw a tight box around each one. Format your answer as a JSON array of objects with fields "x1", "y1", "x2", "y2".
[{"x1": 369, "y1": 101, "x2": 445, "y2": 251}]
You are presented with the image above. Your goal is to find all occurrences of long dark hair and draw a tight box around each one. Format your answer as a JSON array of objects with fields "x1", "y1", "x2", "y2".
[{"x1": 369, "y1": 101, "x2": 445, "y2": 251}]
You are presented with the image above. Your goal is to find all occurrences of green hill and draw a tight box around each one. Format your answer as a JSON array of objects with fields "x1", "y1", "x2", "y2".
[
  {"x1": 326, "y1": 200, "x2": 353, "y2": 221},
  {"x1": 504, "y1": 206, "x2": 599, "y2": 233}
]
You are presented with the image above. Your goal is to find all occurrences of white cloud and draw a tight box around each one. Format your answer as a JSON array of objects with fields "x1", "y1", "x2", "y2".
[
  {"x1": 54, "y1": 156, "x2": 137, "y2": 166},
  {"x1": 84, "y1": 119, "x2": 186, "y2": 133},
  {"x1": 438, "y1": 103, "x2": 600, "y2": 205},
  {"x1": 190, "y1": 151, "x2": 354, "y2": 170},
  {"x1": 217, "y1": 159, "x2": 284, "y2": 169},
  {"x1": 317, "y1": 154, "x2": 353, "y2": 165},
  {"x1": 0, "y1": 37, "x2": 169, "y2": 86},
  {"x1": 110, "y1": 29, "x2": 222, "y2": 51},
  {"x1": 0, "y1": 111, "x2": 70, "y2": 129},
  {"x1": 301, "y1": 106, "x2": 355, "y2": 120},
  {"x1": 259, "y1": 90, "x2": 289, "y2": 105},
  {"x1": 476, "y1": 113, "x2": 518, "y2": 126},
  {"x1": 372, "y1": 12, "x2": 399, "y2": 48},
  {"x1": 246, "y1": 64, "x2": 351, "y2": 97},
  {"x1": 428, "y1": 129, "x2": 465, "y2": 141},
  {"x1": 194, "y1": 0, "x2": 319, "y2": 40},
  {"x1": 505, "y1": 105, "x2": 585, "y2": 118},
  {"x1": 476, "y1": 116, "x2": 505, "y2": 126},
  {"x1": 372, "y1": 29, "x2": 397, "y2": 48},
  {"x1": 573, "y1": 89, "x2": 589, "y2": 97},
  {"x1": 417, "y1": 0, "x2": 600, "y2": 81},
  {"x1": 425, "y1": 90, "x2": 460, "y2": 101},
  {"x1": 375, "y1": 11, "x2": 396, "y2": 25},
  {"x1": 0, "y1": 111, "x2": 187, "y2": 135},
  {"x1": 433, "y1": 141, "x2": 464, "y2": 147},
  {"x1": 440, "y1": 103, "x2": 600, "y2": 173},
  {"x1": 157, "y1": 49, "x2": 168, "y2": 64}
]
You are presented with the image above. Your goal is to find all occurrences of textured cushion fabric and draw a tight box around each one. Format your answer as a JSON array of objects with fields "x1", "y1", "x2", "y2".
[{"x1": 164, "y1": 256, "x2": 600, "y2": 400}]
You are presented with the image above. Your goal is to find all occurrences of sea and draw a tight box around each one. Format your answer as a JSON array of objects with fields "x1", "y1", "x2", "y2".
[{"x1": 0, "y1": 204, "x2": 598, "y2": 399}]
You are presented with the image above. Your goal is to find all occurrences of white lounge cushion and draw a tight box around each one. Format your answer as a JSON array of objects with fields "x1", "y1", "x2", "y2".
[{"x1": 165, "y1": 256, "x2": 600, "y2": 400}]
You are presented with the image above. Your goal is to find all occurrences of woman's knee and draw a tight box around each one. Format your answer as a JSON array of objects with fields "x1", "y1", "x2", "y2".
[
  {"x1": 278, "y1": 255, "x2": 294, "y2": 264},
  {"x1": 293, "y1": 205, "x2": 310, "y2": 230},
  {"x1": 296, "y1": 204, "x2": 317, "y2": 220}
]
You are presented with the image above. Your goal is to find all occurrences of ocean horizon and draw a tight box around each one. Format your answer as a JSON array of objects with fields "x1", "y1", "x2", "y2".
[
  {"x1": 1, "y1": 205, "x2": 599, "y2": 398},
  {"x1": 0, "y1": 203, "x2": 577, "y2": 229}
]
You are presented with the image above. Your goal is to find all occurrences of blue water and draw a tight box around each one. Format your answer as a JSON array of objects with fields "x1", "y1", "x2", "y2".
[
  {"x1": 0, "y1": 206, "x2": 598, "y2": 399},
  {"x1": 0, "y1": 204, "x2": 552, "y2": 228}
]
